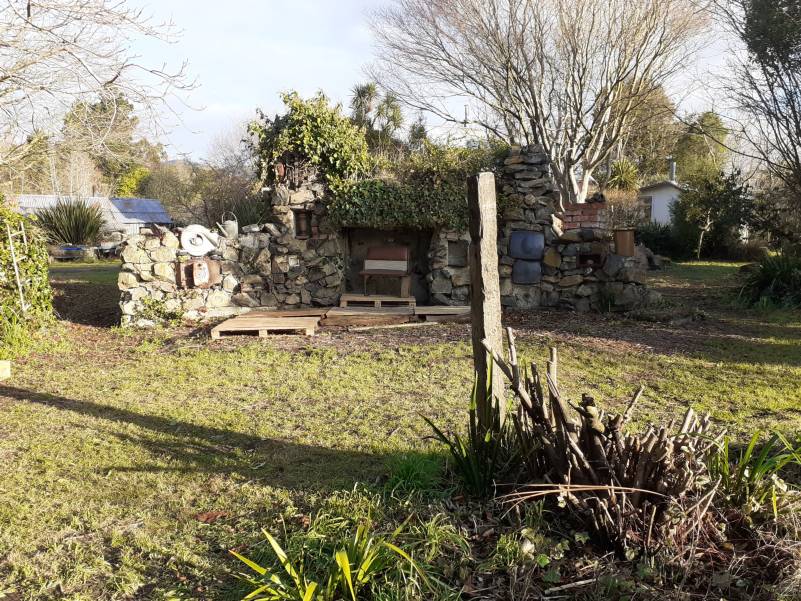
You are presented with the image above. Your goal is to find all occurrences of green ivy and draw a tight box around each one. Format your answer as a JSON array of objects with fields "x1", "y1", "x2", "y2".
[
  {"x1": 329, "y1": 141, "x2": 508, "y2": 230},
  {"x1": 0, "y1": 201, "x2": 54, "y2": 359},
  {"x1": 329, "y1": 178, "x2": 469, "y2": 230},
  {"x1": 248, "y1": 91, "x2": 371, "y2": 185}
]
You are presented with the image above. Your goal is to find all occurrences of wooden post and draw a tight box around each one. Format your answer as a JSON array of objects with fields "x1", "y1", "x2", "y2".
[{"x1": 468, "y1": 172, "x2": 505, "y2": 430}]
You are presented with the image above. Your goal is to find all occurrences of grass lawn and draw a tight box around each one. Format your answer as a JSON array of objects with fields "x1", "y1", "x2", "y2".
[{"x1": 1, "y1": 260, "x2": 800, "y2": 599}]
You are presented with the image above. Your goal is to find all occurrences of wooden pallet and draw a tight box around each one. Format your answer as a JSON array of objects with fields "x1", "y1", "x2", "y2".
[
  {"x1": 414, "y1": 305, "x2": 471, "y2": 322},
  {"x1": 339, "y1": 293, "x2": 416, "y2": 308},
  {"x1": 211, "y1": 315, "x2": 320, "y2": 339},
  {"x1": 324, "y1": 306, "x2": 414, "y2": 327}
]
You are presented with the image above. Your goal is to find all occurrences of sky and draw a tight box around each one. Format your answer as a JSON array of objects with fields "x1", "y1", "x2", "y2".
[
  {"x1": 132, "y1": 0, "x2": 388, "y2": 160},
  {"x1": 131, "y1": 0, "x2": 734, "y2": 162}
]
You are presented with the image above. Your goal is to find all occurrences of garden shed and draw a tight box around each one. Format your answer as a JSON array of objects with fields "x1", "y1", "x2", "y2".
[{"x1": 14, "y1": 194, "x2": 172, "y2": 236}]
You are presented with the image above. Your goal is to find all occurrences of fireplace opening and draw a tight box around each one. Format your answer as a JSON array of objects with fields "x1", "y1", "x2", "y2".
[{"x1": 344, "y1": 228, "x2": 433, "y2": 303}]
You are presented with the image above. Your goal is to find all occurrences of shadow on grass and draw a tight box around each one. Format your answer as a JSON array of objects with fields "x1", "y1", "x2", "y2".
[{"x1": 0, "y1": 385, "x2": 433, "y2": 491}]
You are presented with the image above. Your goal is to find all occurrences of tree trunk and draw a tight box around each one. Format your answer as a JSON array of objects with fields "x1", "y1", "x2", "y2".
[{"x1": 696, "y1": 213, "x2": 713, "y2": 260}]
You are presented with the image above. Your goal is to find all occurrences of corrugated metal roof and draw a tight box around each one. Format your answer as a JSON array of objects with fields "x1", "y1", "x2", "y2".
[
  {"x1": 14, "y1": 195, "x2": 172, "y2": 232},
  {"x1": 109, "y1": 197, "x2": 172, "y2": 224}
]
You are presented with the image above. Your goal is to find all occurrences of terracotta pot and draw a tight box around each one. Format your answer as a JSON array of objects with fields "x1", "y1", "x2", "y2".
[{"x1": 613, "y1": 228, "x2": 636, "y2": 257}]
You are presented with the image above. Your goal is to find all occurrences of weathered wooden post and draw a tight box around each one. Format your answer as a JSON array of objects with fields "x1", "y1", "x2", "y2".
[{"x1": 467, "y1": 172, "x2": 505, "y2": 431}]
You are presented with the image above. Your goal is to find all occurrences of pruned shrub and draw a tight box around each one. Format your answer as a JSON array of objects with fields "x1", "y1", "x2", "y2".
[
  {"x1": 35, "y1": 198, "x2": 106, "y2": 245},
  {"x1": 738, "y1": 253, "x2": 801, "y2": 308}
]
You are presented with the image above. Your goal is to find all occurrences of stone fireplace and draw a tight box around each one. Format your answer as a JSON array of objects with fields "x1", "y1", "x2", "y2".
[{"x1": 118, "y1": 146, "x2": 658, "y2": 326}]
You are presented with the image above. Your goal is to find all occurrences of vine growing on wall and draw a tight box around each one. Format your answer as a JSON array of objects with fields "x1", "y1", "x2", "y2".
[
  {"x1": 249, "y1": 91, "x2": 509, "y2": 230},
  {"x1": 329, "y1": 141, "x2": 508, "y2": 230}
]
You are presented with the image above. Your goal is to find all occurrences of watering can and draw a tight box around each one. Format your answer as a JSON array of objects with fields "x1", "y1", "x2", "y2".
[{"x1": 216, "y1": 212, "x2": 239, "y2": 238}]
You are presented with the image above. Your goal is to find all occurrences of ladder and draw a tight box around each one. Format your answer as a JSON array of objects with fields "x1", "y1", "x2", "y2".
[{"x1": 5, "y1": 221, "x2": 30, "y2": 314}]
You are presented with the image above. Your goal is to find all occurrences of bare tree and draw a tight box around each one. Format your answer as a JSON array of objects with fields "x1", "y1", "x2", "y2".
[
  {"x1": 370, "y1": 0, "x2": 709, "y2": 208},
  {"x1": 0, "y1": 0, "x2": 191, "y2": 180},
  {"x1": 713, "y1": 0, "x2": 801, "y2": 197}
]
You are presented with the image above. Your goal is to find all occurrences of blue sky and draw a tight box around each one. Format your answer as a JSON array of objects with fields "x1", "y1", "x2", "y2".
[
  {"x1": 133, "y1": 1, "x2": 731, "y2": 161},
  {"x1": 134, "y1": 0, "x2": 388, "y2": 159}
]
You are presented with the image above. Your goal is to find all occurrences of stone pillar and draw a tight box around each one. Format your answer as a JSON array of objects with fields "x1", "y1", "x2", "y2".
[{"x1": 468, "y1": 172, "x2": 505, "y2": 430}]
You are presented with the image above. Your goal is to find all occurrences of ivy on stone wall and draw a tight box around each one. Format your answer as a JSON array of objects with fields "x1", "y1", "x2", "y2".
[
  {"x1": 0, "y1": 202, "x2": 54, "y2": 358},
  {"x1": 329, "y1": 178, "x2": 469, "y2": 230},
  {"x1": 250, "y1": 91, "x2": 510, "y2": 230},
  {"x1": 329, "y1": 141, "x2": 509, "y2": 230}
]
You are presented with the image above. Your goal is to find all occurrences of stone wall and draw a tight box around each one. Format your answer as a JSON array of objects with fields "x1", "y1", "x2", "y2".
[
  {"x1": 427, "y1": 145, "x2": 658, "y2": 312},
  {"x1": 118, "y1": 228, "x2": 276, "y2": 327},
  {"x1": 118, "y1": 167, "x2": 345, "y2": 326},
  {"x1": 119, "y1": 147, "x2": 658, "y2": 326}
]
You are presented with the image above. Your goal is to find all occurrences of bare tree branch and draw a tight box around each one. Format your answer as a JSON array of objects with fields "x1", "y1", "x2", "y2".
[{"x1": 370, "y1": 0, "x2": 710, "y2": 209}]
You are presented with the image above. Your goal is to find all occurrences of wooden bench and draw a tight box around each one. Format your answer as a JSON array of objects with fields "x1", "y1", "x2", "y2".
[{"x1": 359, "y1": 245, "x2": 411, "y2": 297}]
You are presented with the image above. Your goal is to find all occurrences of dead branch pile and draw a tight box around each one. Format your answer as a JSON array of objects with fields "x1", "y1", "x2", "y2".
[{"x1": 484, "y1": 328, "x2": 725, "y2": 553}]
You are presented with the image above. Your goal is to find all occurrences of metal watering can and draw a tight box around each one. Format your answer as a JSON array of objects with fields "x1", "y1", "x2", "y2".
[{"x1": 216, "y1": 211, "x2": 239, "y2": 238}]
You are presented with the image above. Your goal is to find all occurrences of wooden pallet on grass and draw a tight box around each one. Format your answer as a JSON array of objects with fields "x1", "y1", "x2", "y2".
[
  {"x1": 339, "y1": 293, "x2": 416, "y2": 308},
  {"x1": 211, "y1": 315, "x2": 320, "y2": 339}
]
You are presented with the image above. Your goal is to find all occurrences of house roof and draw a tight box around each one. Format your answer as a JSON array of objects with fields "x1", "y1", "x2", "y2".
[
  {"x1": 13, "y1": 195, "x2": 172, "y2": 233},
  {"x1": 639, "y1": 180, "x2": 684, "y2": 193}
]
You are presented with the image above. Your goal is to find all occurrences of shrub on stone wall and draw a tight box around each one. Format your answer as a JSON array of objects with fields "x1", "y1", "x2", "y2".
[
  {"x1": 249, "y1": 91, "x2": 372, "y2": 186},
  {"x1": 0, "y1": 203, "x2": 53, "y2": 358},
  {"x1": 329, "y1": 141, "x2": 507, "y2": 230}
]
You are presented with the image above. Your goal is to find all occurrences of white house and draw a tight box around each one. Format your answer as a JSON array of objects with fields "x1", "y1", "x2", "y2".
[{"x1": 638, "y1": 180, "x2": 683, "y2": 225}]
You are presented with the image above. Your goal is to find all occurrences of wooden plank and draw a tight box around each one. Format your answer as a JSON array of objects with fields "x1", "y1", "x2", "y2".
[
  {"x1": 414, "y1": 306, "x2": 470, "y2": 316},
  {"x1": 468, "y1": 172, "x2": 505, "y2": 430},
  {"x1": 324, "y1": 306, "x2": 414, "y2": 327},
  {"x1": 423, "y1": 313, "x2": 471, "y2": 323},
  {"x1": 339, "y1": 293, "x2": 416, "y2": 308},
  {"x1": 0, "y1": 360, "x2": 10, "y2": 381},
  {"x1": 327, "y1": 306, "x2": 413, "y2": 316},
  {"x1": 211, "y1": 316, "x2": 319, "y2": 339},
  {"x1": 240, "y1": 308, "x2": 329, "y2": 319}
]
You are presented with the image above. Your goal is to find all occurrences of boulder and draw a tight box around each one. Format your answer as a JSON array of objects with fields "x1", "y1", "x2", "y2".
[
  {"x1": 161, "y1": 231, "x2": 180, "y2": 249},
  {"x1": 222, "y1": 275, "x2": 239, "y2": 292},
  {"x1": 559, "y1": 274, "x2": 584, "y2": 287},
  {"x1": 153, "y1": 262, "x2": 176, "y2": 283},
  {"x1": 118, "y1": 271, "x2": 139, "y2": 290},
  {"x1": 149, "y1": 246, "x2": 176, "y2": 263},
  {"x1": 232, "y1": 292, "x2": 259, "y2": 308},
  {"x1": 120, "y1": 245, "x2": 150, "y2": 265},
  {"x1": 543, "y1": 247, "x2": 561, "y2": 268},
  {"x1": 206, "y1": 289, "x2": 231, "y2": 308}
]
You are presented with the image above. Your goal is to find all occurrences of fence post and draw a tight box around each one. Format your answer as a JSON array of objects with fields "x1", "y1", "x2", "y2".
[{"x1": 467, "y1": 172, "x2": 505, "y2": 430}]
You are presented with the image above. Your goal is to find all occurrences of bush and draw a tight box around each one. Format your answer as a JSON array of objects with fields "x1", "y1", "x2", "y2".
[
  {"x1": 35, "y1": 199, "x2": 106, "y2": 245},
  {"x1": 248, "y1": 91, "x2": 372, "y2": 186},
  {"x1": 707, "y1": 431, "x2": 801, "y2": 520},
  {"x1": 0, "y1": 203, "x2": 53, "y2": 359},
  {"x1": 739, "y1": 253, "x2": 801, "y2": 308},
  {"x1": 635, "y1": 222, "x2": 684, "y2": 258}
]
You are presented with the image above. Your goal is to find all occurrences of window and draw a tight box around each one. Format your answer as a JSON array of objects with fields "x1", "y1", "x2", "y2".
[
  {"x1": 293, "y1": 209, "x2": 312, "y2": 239},
  {"x1": 638, "y1": 196, "x2": 653, "y2": 222}
]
